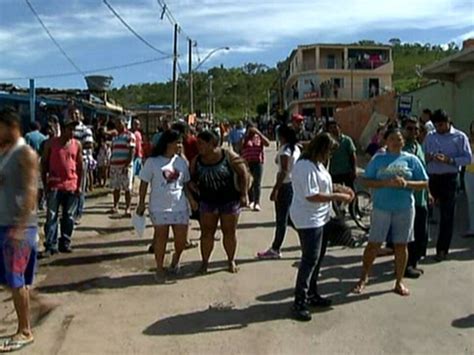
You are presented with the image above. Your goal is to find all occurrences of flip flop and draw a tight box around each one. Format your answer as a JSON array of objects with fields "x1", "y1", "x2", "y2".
[
  {"x1": 351, "y1": 280, "x2": 367, "y2": 294},
  {"x1": 0, "y1": 336, "x2": 34, "y2": 353},
  {"x1": 184, "y1": 241, "x2": 198, "y2": 250},
  {"x1": 393, "y1": 284, "x2": 410, "y2": 297}
]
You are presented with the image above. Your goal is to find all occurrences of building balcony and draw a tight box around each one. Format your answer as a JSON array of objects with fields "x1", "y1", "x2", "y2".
[{"x1": 287, "y1": 86, "x2": 384, "y2": 106}]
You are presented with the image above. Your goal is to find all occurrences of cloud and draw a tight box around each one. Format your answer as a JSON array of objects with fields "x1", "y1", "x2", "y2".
[{"x1": 0, "y1": 0, "x2": 473, "y2": 84}]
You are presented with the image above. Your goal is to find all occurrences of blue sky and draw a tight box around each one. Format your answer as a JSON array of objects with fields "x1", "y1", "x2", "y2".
[{"x1": 0, "y1": 0, "x2": 472, "y2": 89}]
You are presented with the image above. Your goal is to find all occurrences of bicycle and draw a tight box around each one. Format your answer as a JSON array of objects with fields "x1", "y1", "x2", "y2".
[{"x1": 332, "y1": 189, "x2": 372, "y2": 232}]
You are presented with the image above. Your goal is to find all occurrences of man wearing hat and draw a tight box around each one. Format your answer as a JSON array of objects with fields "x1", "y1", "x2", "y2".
[
  {"x1": 291, "y1": 113, "x2": 313, "y2": 144},
  {"x1": 41, "y1": 115, "x2": 83, "y2": 257},
  {"x1": 108, "y1": 116, "x2": 136, "y2": 216}
]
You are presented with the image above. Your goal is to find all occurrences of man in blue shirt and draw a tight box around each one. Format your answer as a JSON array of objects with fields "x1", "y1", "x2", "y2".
[
  {"x1": 25, "y1": 122, "x2": 46, "y2": 154},
  {"x1": 423, "y1": 110, "x2": 472, "y2": 261},
  {"x1": 228, "y1": 121, "x2": 246, "y2": 154}
]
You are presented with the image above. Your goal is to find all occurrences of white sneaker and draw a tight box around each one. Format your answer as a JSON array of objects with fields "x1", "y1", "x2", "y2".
[
  {"x1": 249, "y1": 202, "x2": 255, "y2": 210},
  {"x1": 253, "y1": 204, "x2": 261, "y2": 211}
]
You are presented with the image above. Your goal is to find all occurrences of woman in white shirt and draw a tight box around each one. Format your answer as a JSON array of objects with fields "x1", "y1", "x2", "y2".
[
  {"x1": 290, "y1": 133, "x2": 354, "y2": 322},
  {"x1": 137, "y1": 130, "x2": 198, "y2": 280},
  {"x1": 258, "y1": 125, "x2": 301, "y2": 259}
]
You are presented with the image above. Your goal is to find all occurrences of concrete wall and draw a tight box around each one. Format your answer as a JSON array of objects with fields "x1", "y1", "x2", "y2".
[
  {"x1": 406, "y1": 74, "x2": 474, "y2": 132},
  {"x1": 454, "y1": 74, "x2": 474, "y2": 132}
]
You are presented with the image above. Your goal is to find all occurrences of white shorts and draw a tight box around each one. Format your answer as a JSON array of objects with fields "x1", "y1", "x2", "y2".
[
  {"x1": 109, "y1": 166, "x2": 133, "y2": 191},
  {"x1": 369, "y1": 207, "x2": 415, "y2": 244},
  {"x1": 150, "y1": 210, "x2": 189, "y2": 226}
]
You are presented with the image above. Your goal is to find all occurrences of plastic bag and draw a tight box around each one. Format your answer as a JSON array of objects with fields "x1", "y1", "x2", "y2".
[{"x1": 132, "y1": 213, "x2": 147, "y2": 238}]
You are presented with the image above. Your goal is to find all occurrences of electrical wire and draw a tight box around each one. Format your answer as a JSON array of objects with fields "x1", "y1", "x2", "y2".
[
  {"x1": 0, "y1": 55, "x2": 173, "y2": 81},
  {"x1": 24, "y1": 0, "x2": 84, "y2": 75},
  {"x1": 156, "y1": 0, "x2": 192, "y2": 41},
  {"x1": 103, "y1": 0, "x2": 171, "y2": 56}
]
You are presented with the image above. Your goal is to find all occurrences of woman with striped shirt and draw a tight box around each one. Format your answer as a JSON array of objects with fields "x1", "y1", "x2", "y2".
[{"x1": 241, "y1": 122, "x2": 270, "y2": 211}]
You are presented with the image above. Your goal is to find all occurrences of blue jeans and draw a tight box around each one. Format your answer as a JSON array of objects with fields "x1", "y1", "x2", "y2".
[
  {"x1": 248, "y1": 162, "x2": 263, "y2": 204},
  {"x1": 272, "y1": 183, "x2": 293, "y2": 251},
  {"x1": 75, "y1": 192, "x2": 85, "y2": 220},
  {"x1": 294, "y1": 226, "x2": 324, "y2": 304},
  {"x1": 44, "y1": 190, "x2": 78, "y2": 251}
]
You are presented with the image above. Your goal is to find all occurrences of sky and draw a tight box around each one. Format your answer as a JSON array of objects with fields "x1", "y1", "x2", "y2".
[{"x1": 0, "y1": 0, "x2": 473, "y2": 89}]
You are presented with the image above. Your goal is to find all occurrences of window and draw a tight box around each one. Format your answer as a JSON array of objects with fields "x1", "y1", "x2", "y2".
[
  {"x1": 332, "y1": 78, "x2": 344, "y2": 88},
  {"x1": 327, "y1": 55, "x2": 335, "y2": 69}
]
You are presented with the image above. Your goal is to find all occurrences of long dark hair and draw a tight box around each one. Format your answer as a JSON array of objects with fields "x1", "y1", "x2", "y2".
[
  {"x1": 277, "y1": 124, "x2": 297, "y2": 154},
  {"x1": 151, "y1": 129, "x2": 182, "y2": 157},
  {"x1": 300, "y1": 133, "x2": 339, "y2": 162}
]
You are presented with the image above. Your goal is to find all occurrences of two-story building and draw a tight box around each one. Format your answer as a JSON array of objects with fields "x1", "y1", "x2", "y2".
[{"x1": 284, "y1": 43, "x2": 394, "y2": 118}]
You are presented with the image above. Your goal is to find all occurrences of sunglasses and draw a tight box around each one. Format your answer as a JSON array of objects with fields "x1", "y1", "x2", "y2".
[{"x1": 405, "y1": 126, "x2": 419, "y2": 132}]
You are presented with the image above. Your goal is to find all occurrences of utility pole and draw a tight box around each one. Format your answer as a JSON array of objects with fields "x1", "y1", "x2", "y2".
[
  {"x1": 208, "y1": 75, "x2": 213, "y2": 121},
  {"x1": 172, "y1": 23, "x2": 178, "y2": 121},
  {"x1": 267, "y1": 89, "x2": 271, "y2": 120},
  {"x1": 29, "y1": 79, "x2": 36, "y2": 123},
  {"x1": 188, "y1": 39, "x2": 194, "y2": 115}
]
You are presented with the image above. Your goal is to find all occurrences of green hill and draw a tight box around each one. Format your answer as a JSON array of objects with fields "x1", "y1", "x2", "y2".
[{"x1": 109, "y1": 40, "x2": 460, "y2": 120}]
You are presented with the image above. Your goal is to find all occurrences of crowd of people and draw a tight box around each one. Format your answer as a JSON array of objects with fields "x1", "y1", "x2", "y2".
[{"x1": 0, "y1": 104, "x2": 472, "y2": 350}]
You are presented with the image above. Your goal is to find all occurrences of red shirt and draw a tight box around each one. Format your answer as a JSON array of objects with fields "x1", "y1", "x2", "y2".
[
  {"x1": 242, "y1": 134, "x2": 264, "y2": 163},
  {"x1": 133, "y1": 130, "x2": 143, "y2": 158},
  {"x1": 183, "y1": 135, "x2": 199, "y2": 162},
  {"x1": 48, "y1": 137, "x2": 80, "y2": 192}
]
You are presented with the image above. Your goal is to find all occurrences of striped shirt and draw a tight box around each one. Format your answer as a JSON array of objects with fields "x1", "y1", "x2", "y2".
[
  {"x1": 110, "y1": 131, "x2": 136, "y2": 167},
  {"x1": 242, "y1": 134, "x2": 264, "y2": 163}
]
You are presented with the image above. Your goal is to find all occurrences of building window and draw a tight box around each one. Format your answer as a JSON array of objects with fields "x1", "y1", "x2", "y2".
[
  {"x1": 327, "y1": 55, "x2": 335, "y2": 69},
  {"x1": 369, "y1": 78, "x2": 380, "y2": 97},
  {"x1": 331, "y1": 78, "x2": 344, "y2": 99}
]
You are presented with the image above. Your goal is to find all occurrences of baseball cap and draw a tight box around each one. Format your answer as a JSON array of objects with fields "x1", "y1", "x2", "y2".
[{"x1": 291, "y1": 113, "x2": 304, "y2": 122}]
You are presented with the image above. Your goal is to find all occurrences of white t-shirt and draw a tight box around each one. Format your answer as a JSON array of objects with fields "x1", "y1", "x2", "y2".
[
  {"x1": 275, "y1": 144, "x2": 301, "y2": 184},
  {"x1": 290, "y1": 159, "x2": 333, "y2": 229},
  {"x1": 425, "y1": 120, "x2": 435, "y2": 133},
  {"x1": 139, "y1": 155, "x2": 190, "y2": 213}
]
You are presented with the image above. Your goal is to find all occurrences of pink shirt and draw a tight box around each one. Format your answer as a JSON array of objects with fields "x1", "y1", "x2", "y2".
[{"x1": 48, "y1": 138, "x2": 80, "y2": 192}]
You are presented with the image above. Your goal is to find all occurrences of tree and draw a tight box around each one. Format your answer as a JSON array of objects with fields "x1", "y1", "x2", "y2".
[{"x1": 389, "y1": 38, "x2": 401, "y2": 46}]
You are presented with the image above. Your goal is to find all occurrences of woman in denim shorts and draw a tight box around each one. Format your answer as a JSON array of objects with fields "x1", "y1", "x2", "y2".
[
  {"x1": 352, "y1": 128, "x2": 428, "y2": 296},
  {"x1": 191, "y1": 131, "x2": 250, "y2": 274}
]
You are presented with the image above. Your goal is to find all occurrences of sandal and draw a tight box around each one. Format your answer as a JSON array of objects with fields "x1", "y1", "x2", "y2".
[
  {"x1": 106, "y1": 208, "x2": 118, "y2": 215},
  {"x1": 351, "y1": 280, "x2": 367, "y2": 294},
  {"x1": 185, "y1": 241, "x2": 198, "y2": 250},
  {"x1": 0, "y1": 335, "x2": 34, "y2": 352},
  {"x1": 393, "y1": 283, "x2": 410, "y2": 297}
]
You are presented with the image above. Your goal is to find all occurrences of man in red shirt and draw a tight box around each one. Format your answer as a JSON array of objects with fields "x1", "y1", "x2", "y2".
[
  {"x1": 132, "y1": 119, "x2": 143, "y2": 187},
  {"x1": 41, "y1": 117, "x2": 83, "y2": 256},
  {"x1": 172, "y1": 122, "x2": 199, "y2": 162}
]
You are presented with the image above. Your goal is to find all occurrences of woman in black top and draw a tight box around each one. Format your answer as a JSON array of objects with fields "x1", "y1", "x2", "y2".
[{"x1": 190, "y1": 131, "x2": 249, "y2": 273}]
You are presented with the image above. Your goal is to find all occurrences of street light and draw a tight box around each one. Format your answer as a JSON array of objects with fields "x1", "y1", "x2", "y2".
[
  {"x1": 194, "y1": 46, "x2": 230, "y2": 72},
  {"x1": 189, "y1": 46, "x2": 230, "y2": 116}
]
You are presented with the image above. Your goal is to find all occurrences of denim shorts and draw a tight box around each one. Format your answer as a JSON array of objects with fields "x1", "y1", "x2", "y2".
[
  {"x1": 150, "y1": 210, "x2": 189, "y2": 226},
  {"x1": 369, "y1": 207, "x2": 415, "y2": 244},
  {"x1": 200, "y1": 200, "x2": 241, "y2": 215},
  {"x1": 0, "y1": 226, "x2": 38, "y2": 288}
]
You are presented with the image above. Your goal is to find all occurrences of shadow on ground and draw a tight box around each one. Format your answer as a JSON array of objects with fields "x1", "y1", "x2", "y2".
[
  {"x1": 143, "y1": 302, "x2": 293, "y2": 335},
  {"x1": 451, "y1": 314, "x2": 474, "y2": 329}
]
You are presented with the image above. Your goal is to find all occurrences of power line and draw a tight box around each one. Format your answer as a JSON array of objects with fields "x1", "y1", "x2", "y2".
[
  {"x1": 103, "y1": 0, "x2": 171, "y2": 56},
  {"x1": 24, "y1": 0, "x2": 84, "y2": 75},
  {"x1": 0, "y1": 55, "x2": 173, "y2": 81},
  {"x1": 156, "y1": 0, "x2": 192, "y2": 41}
]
